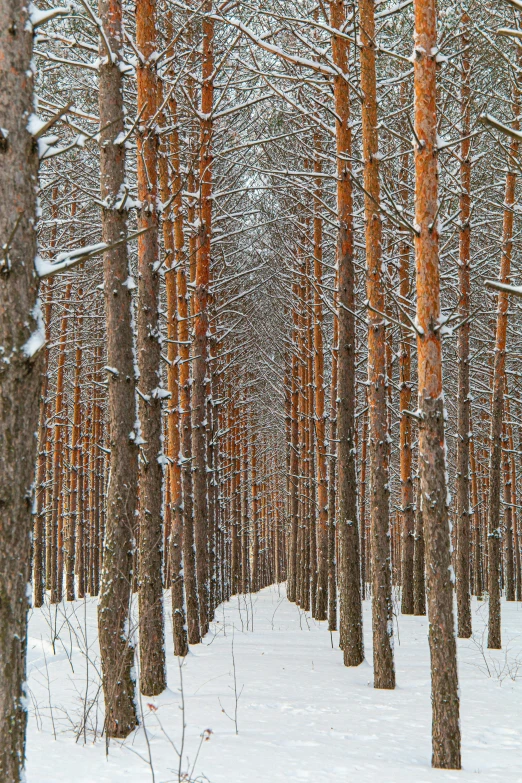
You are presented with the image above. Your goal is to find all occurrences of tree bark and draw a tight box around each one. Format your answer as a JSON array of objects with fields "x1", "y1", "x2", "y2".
[
  {"x1": 329, "y1": 0, "x2": 364, "y2": 668},
  {"x1": 398, "y1": 107, "x2": 415, "y2": 616},
  {"x1": 306, "y1": 253, "x2": 316, "y2": 612},
  {"x1": 191, "y1": 0, "x2": 214, "y2": 637},
  {"x1": 97, "y1": 0, "x2": 139, "y2": 735},
  {"x1": 231, "y1": 405, "x2": 241, "y2": 594},
  {"x1": 359, "y1": 402, "x2": 368, "y2": 600},
  {"x1": 359, "y1": 0, "x2": 395, "y2": 689},
  {"x1": 507, "y1": 403, "x2": 521, "y2": 600},
  {"x1": 456, "y1": 8, "x2": 472, "y2": 639},
  {"x1": 252, "y1": 430, "x2": 260, "y2": 592},
  {"x1": 0, "y1": 1, "x2": 41, "y2": 774},
  {"x1": 240, "y1": 414, "x2": 250, "y2": 594},
  {"x1": 413, "y1": 0, "x2": 461, "y2": 766},
  {"x1": 34, "y1": 285, "x2": 53, "y2": 608},
  {"x1": 288, "y1": 335, "x2": 299, "y2": 603},
  {"x1": 502, "y1": 423, "x2": 514, "y2": 602},
  {"x1": 328, "y1": 269, "x2": 339, "y2": 630},
  {"x1": 413, "y1": 469, "x2": 426, "y2": 615},
  {"x1": 66, "y1": 296, "x2": 83, "y2": 602},
  {"x1": 176, "y1": 170, "x2": 200, "y2": 645},
  {"x1": 160, "y1": 71, "x2": 189, "y2": 657},
  {"x1": 313, "y1": 137, "x2": 328, "y2": 621},
  {"x1": 50, "y1": 282, "x2": 71, "y2": 603},
  {"x1": 470, "y1": 421, "x2": 483, "y2": 597},
  {"x1": 135, "y1": 0, "x2": 166, "y2": 695},
  {"x1": 487, "y1": 84, "x2": 519, "y2": 649}
]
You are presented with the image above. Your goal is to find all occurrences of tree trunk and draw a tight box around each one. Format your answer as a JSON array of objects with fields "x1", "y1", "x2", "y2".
[
  {"x1": 456, "y1": 9, "x2": 472, "y2": 639},
  {"x1": 470, "y1": 422, "x2": 483, "y2": 597},
  {"x1": 313, "y1": 137, "x2": 328, "y2": 620},
  {"x1": 328, "y1": 269, "x2": 339, "y2": 630},
  {"x1": 231, "y1": 406, "x2": 241, "y2": 594},
  {"x1": 176, "y1": 177, "x2": 200, "y2": 646},
  {"x1": 487, "y1": 86, "x2": 519, "y2": 649},
  {"x1": 288, "y1": 329, "x2": 299, "y2": 603},
  {"x1": 97, "y1": 0, "x2": 139, "y2": 734},
  {"x1": 66, "y1": 297, "x2": 83, "y2": 602},
  {"x1": 0, "y1": 1, "x2": 41, "y2": 774},
  {"x1": 507, "y1": 404, "x2": 521, "y2": 600},
  {"x1": 191, "y1": 0, "x2": 214, "y2": 637},
  {"x1": 240, "y1": 412, "x2": 250, "y2": 593},
  {"x1": 135, "y1": 0, "x2": 166, "y2": 695},
  {"x1": 252, "y1": 431, "x2": 260, "y2": 592},
  {"x1": 34, "y1": 285, "x2": 53, "y2": 608},
  {"x1": 359, "y1": 0, "x2": 395, "y2": 689},
  {"x1": 306, "y1": 254, "x2": 317, "y2": 612},
  {"x1": 413, "y1": 0, "x2": 461, "y2": 766},
  {"x1": 160, "y1": 72, "x2": 189, "y2": 657},
  {"x1": 359, "y1": 403, "x2": 368, "y2": 600},
  {"x1": 398, "y1": 107, "x2": 415, "y2": 616},
  {"x1": 50, "y1": 282, "x2": 71, "y2": 603},
  {"x1": 288, "y1": 272, "x2": 301, "y2": 604},
  {"x1": 329, "y1": 0, "x2": 364, "y2": 668},
  {"x1": 413, "y1": 467, "x2": 426, "y2": 615},
  {"x1": 503, "y1": 424, "x2": 515, "y2": 601}
]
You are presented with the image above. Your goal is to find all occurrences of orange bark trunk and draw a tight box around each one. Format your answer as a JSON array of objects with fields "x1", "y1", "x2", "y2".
[{"x1": 413, "y1": 0, "x2": 461, "y2": 766}]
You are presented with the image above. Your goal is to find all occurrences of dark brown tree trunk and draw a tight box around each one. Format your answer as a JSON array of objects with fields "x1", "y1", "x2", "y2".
[
  {"x1": 359, "y1": 403, "x2": 368, "y2": 600},
  {"x1": 487, "y1": 96, "x2": 519, "y2": 649},
  {"x1": 306, "y1": 254, "x2": 317, "y2": 612},
  {"x1": 327, "y1": 271, "x2": 339, "y2": 630},
  {"x1": 313, "y1": 142, "x2": 328, "y2": 620},
  {"x1": 34, "y1": 285, "x2": 53, "y2": 608},
  {"x1": 135, "y1": 0, "x2": 166, "y2": 695},
  {"x1": 413, "y1": 469, "x2": 426, "y2": 616},
  {"x1": 97, "y1": 0, "x2": 139, "y2": 735},
  {"x1": 456, "y1": 9, "x2": 472, "y2": 639},
  {"x1": 329, "y1": 0, "x2": 364, "y2": 668},
  {"x1": 89, "y1": 357, "x2": 102, "y2": 597},
  {"x1": 231, "y1": 406, "x2": 241, "y2": 595},
  {"x1": 359, "y1": 0, "x2": 394, "y2": 689},
  {"x1": 252, "y1": 431, "x2": 260, "y2": 592},
  {"x1": 77, "y1": 431, "x2": 88, "y2": 600},
  {"x1": 207, "y1": 368, "x2": 219, "y2": 617},
  {"x1": 398, "y1": 113, "x2": 415, "y2": 616},
  {"x1": 240, "y1": 414, "x2": 250, "y2": 594},
  {"x1": 287, "y1": 279, "x2": 300, "y2": 603},
  {"x1": 51, "y1": 282, "x2": 71, "y2": 603},
  {"x1": 508, "y1": 407, "x2": 522, "y2": 600},
  {"x1": 470, "y1": 424, "x2": 483, "y2": 597},
  {"x1": 66, "y1": 297, "x2": 83, "y2": 602},
  {"x1": 503, "y1": 427, "x2": 515, "y2": 602},
  {"x1": 0, "y1": 1, "x2": 41, "y2": 774},
  {"x1": 177, "y1": 219, "x2": 200, "y2": 645},
  {"x1": 191, "y1": 0, "x2": 214, "y2": 637}
]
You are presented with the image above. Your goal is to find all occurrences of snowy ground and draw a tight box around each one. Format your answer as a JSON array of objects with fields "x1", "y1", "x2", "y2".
[{"x1": 26, "y1": 585, "x2": 522, "y2": 782}]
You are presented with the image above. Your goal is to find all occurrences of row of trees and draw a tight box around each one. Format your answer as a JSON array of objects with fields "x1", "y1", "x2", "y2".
[{"x1": 2, "y1": 0, "x2": 522, "y2": 778}]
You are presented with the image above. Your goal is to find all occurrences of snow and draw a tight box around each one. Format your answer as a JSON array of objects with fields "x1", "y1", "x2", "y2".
[
  {"x1": 485, "y1": 279, "x2": 522, "y2": 298},
  {"x1": 22, "y1": 299, "x2": 46, "y2": 358},
  {"x1": 28, "y1": 3, "x2": 71, "y2": 30},
  {"x1": 35, "y1": 244, "x2": 107, "y2": 279},
  {"x1": 26, "y1": 587, "x2": 522, "y2": 782},
  {"x1": 124, "y1": 276, "x2": 137, "y2": 290},
  {"x1": 27, "y1": 114, "x2": 47, "y2": 137},
  {"x1": 152, "y1": 387, "x2": 171, "y2": 400}
]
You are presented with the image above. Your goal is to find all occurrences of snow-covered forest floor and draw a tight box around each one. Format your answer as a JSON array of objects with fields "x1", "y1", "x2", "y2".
[{"x1": 26, "y1": 586, "x2": 522, "y2": 782}]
